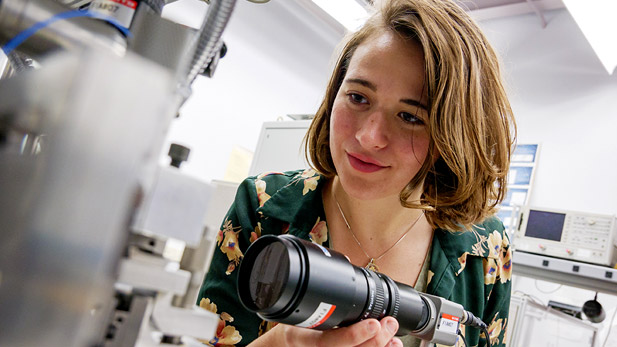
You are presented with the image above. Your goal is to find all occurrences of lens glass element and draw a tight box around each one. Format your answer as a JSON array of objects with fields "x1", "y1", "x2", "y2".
[{"x1": 249, "y1": 242, "x2": 290, "y2": 310}]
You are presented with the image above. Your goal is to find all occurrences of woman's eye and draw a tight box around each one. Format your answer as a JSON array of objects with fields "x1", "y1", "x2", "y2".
[
  {"x1": 399, "y1": 112, "x2": 424, "y2": 125},
  {"x1": 348, "y1": 93, "x2": 368, "y2": 104}
]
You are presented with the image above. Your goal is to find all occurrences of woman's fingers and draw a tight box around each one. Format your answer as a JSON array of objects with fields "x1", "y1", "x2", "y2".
[
  {"x1": 318, "y1": 317, "x2": 401, "y2": 347},
  {"x1": 272, "y1": 317, "x2": 402, "y2": 347},
  {"x1": 356, "y1": 317, "x2": 401, "y2": 347},
  {"x1": 315, "y1": 319, "x2": 382, "y2": 346}
]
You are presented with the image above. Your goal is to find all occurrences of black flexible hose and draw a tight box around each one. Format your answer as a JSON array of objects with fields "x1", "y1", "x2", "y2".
[
  {"x1": 140, "y1": 0, "x2": 165, "y2": 14},
  {"x1": 185, "y1": 0, "x2": 236, "y2": 84}
]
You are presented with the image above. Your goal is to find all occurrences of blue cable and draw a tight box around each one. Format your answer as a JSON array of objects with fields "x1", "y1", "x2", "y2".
[{"x1": 2, "y1": 9, "x2": 132, "y2": 55}]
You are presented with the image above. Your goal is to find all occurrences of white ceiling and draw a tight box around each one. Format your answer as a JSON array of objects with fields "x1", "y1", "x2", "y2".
[
  {"x1": 460, "y1": 0, "x2": 565, "y2": 23},
  {"x1": 279, "y1": 0, "x2": 567, "y2": 40}
]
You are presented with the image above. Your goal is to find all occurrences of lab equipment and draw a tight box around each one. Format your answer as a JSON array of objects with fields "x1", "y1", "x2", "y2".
[
  {"x1": 0, "y1": 48, "x2": 190, "y2": 347},
  {"x1": 249, "y1": 120, "x2": 312, "y2": 176},
  {"x1": 237, "y1": 234, "x2": 489, "y2": 346},
  {"x1": 514, "y1": 207, "x2": 617, "y2": 266},
  {"x1": 508, "y1": 294, "x2": 598, "y2": 347},
  {"x1": 0, "y1": 0, "x2": 241, "y2": 345},
  {"x1": 512, "y1": 251, "x2": 617, "y2": 295},
  {"x1": 582, "y1": 293, "x2": 606, "y2": 323}
]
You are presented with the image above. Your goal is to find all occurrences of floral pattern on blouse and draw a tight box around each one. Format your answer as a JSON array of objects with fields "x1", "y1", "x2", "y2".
[
  {"x1": 197, "y1": 170, "x2": 512, "y2": 347},
  {"x1": 309, "y1": 217, "x2": 328, "y2": 245},
  {"x1": 217, "y1": 219, "x2": 243, "y2": 275},
  {"x1": 499, "y1": 236, "x2": 513, "y2": 283},
  {"x1": 298, "y1": 168, "x2": 320, "y2": 195},
  {"x1": 485, "y1": 314, "x2": 507, "y2": 346},
  {"x1": 199, "y1": 298, "x2": 242, "y2": 346},
  {"x1": 255, "y1": 171, "x2": 283, "y2": 207},
  {"x1": 255, "y1": 178, "x2": 270, "y2": 207},
  {"x1": 249, "y1": 222, "x2": 262, "y2": 244}
]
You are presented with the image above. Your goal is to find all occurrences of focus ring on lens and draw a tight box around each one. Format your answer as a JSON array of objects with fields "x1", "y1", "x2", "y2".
[
  {"x1": 381, "y1": 274, "x2": 400, "y2": 318},
  {"x1": 365, "y1": 269, "x2": 386, "y2": 319}
]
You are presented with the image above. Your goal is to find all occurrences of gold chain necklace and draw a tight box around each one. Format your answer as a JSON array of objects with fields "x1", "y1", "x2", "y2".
[{"x1": 333, "y1": 195, "x2": 425, "y2": 272}]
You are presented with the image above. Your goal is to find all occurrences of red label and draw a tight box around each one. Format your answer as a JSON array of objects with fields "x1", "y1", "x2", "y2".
[
  {"x1": 110, "y1": 0, "x2": 137, "y2": 9},
  {"x1": 308, "y1": 305, "x2": 337, "y2": 329},
  {"x1": 441, "y1": 313, "x2": 460, "y2": 322}
]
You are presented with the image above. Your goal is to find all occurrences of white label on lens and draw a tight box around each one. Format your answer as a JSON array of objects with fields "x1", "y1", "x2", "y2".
[
  {"x1": 437, "y1": 313, "x2": 460, "y2": 335},
  {"x1": 89, "y1": 0, "x2": 137, "y2": 28},
  {"x1": 296, "y1": 302, "x2": 336, "y2": 328},
  {"x1": 315, "y1": 244, "x2": 331, "y2": 257}
]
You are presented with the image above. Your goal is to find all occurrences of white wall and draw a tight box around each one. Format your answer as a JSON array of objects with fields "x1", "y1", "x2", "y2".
[
  {"x1": 160, "y1": 0, "x2": 342, "y2": 181},
  {"x1": 479, "y1": 9, "x2": 617, "y2": 216}
]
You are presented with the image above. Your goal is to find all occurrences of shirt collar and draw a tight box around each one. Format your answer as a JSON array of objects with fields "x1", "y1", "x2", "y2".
[
  {"x1": 256, "y1": 169, "x2": 326, "y2": 233},
  {"x1": 435, "y1": 219, "x2": 502, "y2": 261}
]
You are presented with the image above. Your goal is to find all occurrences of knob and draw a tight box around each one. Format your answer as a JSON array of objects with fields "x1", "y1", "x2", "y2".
[
  {"x1": 566, "y1": 249, "x2": 574, "y2": 255},
  {"x1": 538, "y1": 244, "x2": 546, "y2": 251},
  {"x1": 168, "y1": 143, "x2": 190, "y2": 168}
]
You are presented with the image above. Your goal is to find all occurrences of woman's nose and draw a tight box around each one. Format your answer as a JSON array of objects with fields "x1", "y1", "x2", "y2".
[{"x1": 355, "y1": 111, "x2": 389, "y2": 149}]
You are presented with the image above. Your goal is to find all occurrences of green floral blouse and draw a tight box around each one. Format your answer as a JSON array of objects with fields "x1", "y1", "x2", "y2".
[{"x1": 197, "y1": 169, "x2": 512, "y2": 347}]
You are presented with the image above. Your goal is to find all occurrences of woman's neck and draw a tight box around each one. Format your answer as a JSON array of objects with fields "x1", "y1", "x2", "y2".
[{"x1": 328, "y1": 176, "x2": 426, "y2": 247}]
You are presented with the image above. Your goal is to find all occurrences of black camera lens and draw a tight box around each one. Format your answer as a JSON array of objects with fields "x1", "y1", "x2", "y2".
[
  {"x1": 237, "y1": 234, "x2": 429, "y2": 335},
  {"x1": 249, "y1": 242, "x2": 290, "y2": 310}
]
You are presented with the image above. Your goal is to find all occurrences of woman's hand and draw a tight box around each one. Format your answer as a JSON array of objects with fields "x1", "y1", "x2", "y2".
[{"x1": 250, "y1": 317, "x2": 403, "y2": 347}]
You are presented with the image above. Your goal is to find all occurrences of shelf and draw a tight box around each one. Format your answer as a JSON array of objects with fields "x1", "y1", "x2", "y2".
[{"x1": 512, "y1": 251, "x2": 617, "y2": 295}]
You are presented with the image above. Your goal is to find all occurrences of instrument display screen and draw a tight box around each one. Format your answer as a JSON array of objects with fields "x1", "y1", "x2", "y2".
[{"x1": 525, "y1": 210, "x2": 566, "y2": 241}]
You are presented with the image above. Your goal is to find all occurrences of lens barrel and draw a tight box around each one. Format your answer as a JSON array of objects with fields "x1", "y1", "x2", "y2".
[{"x1": 237, "y1": 235, "x2": 430, "y2": 334}]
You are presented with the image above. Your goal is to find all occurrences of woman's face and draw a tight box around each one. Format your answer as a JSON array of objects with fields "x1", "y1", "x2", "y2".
[{"x1": 330, "y1": 30, "x2": 430, "y2": 201}]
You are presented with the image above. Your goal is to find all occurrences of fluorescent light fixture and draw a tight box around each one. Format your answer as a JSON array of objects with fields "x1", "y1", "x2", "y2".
[
  {"x1": 562, "y1": 0, "x2": 617, "y2": 75},
  {"x1": 312, "y1": 0, "x2": 369, "y2": 31}
]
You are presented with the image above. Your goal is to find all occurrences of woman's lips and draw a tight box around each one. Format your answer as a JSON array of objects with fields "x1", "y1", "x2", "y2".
[{"x1": 347, "y1": 153, "x2": 387, "y2": 173}]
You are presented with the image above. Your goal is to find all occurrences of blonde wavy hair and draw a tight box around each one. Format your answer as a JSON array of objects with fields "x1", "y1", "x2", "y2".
[{"x1": 305, "y1": 0, "x2": 516, "y2": 231}]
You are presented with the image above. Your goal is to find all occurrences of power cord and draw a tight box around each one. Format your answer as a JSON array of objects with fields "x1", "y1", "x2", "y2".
[
  {"x1": 482, "y1": 326, "x2": 491, "y2": 347},
  {"x1": 512, "y1": 290, "x2": 545, "y2": 306},
  {"x1": 460, "y1": 310, "x2": 491, "y2": 347},
  {"x1": 1, "y1": 10, "x2": 131, "y2": 55},
  {"x1": 457, "y1": 329, "x2": 469, "y2": 347}
]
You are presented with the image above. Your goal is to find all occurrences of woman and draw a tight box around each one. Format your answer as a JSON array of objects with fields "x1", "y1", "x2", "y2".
[{"x1": 197, "y1": 0, "x2": 515, "y2": 346}]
